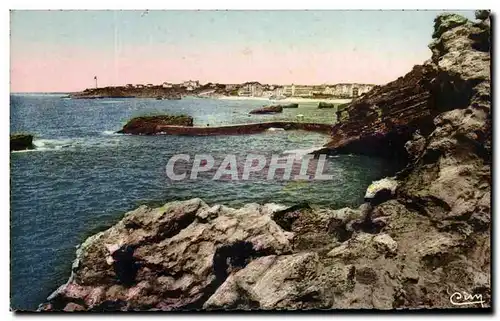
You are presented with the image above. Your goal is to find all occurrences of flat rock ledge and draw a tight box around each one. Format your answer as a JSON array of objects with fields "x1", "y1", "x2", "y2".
[
  {"x1": 249, "y1": 105, "x2": 283, "y2": 114},
  {"x1": 117, "y1": 115, "x2": 194, "y2": 135}
]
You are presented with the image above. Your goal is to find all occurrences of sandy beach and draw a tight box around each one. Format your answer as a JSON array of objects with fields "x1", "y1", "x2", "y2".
[{"x1": 217, "y1": 95, "x2": 352, "y2": 104}]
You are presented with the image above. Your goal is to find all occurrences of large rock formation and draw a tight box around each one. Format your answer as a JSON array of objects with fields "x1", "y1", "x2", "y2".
[
  {"x1": 327, "y1": 12, "x2": 490, "y2": 161},
  {"x1": 10, "y1": 134, "x2": 34, "y2": 151},
  {"x1": 324, "y1": 10, "x2": 491, "y2": 307},
  {"x1": 117, "y1": 115, "x2": 194, "y2": 135},
  {"x1": 40, "y1": 13, "x2": 491, "y2": 311},
  {"x1": 40, "y1": 199, "x2": 294, "y2": 311}
]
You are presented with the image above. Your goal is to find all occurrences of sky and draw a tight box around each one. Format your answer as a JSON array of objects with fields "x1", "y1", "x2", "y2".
[{"x1": 10, "y1": 10, "x2": 476, "y2": 92}]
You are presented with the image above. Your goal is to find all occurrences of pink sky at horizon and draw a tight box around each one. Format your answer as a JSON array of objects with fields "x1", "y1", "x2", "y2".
[
  {"x1": 13, "y1": 10, "x2": 472, "y2": 93},
  {"x1": 11, "y1": 44, "x2": 430, "y2": 92}
]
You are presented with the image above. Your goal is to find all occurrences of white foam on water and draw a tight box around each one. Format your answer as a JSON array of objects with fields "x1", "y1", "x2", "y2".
[
  {"x1": 11, "y1": 149, "x2": 37, "y2": 154},
  {"x1": 27, "y1": 136, "x2": 122, "y2": 152},
  {"x1": 283, "y1": 146, "x2": 326, "y2": 159},
  {"x1": 97, "y1": 101, "x2": 125, "y2": 104},
  {"x1": 31, "y1": 138, "x2": 75, "y2": 151},
  {"x1": 267, "y1": 127, "x2": 285, "y2": 132}
]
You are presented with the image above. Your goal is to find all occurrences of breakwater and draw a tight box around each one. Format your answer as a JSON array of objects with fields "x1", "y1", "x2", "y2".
[{"x1": 149, "y1": 122, "x2": 332, "y2": 136}]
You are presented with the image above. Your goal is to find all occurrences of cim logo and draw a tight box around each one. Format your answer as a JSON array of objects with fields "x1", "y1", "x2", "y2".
[{"x1": 449, "y1": 291, "x2": 486, "y2": 307}]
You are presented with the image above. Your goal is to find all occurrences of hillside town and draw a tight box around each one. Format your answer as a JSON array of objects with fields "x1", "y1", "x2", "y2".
[
  {"x1": 178, "y1": 80, "x2": 374, "y2": 99},
  {"x1": 74, "y1": 79, "x2": 376, "y2": 100}
]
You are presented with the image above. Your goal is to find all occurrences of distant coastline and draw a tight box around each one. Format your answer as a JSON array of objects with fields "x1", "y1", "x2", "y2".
[
  {"x1": 217, "y1": 95, "x2": 352, "y2": 104},
  {"x1": 66, "y1": 80, "x2": 374, "y2": 101}
]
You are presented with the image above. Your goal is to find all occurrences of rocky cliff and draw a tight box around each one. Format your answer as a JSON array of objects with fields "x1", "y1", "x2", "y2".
[
  {"x1": 328, "y1": 12, "x2": 490, "y2": 161},
  {"x1": 40, "y1": 12, "x2": 491, "y2": 311}
]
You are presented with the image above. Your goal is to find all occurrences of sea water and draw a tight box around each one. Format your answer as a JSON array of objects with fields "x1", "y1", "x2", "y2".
[{"x1": 10, "y1": 94, "x2": 401, "y2": 309}]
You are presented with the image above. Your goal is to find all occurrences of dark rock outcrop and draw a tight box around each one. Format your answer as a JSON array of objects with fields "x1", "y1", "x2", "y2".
[
  {"x1": 10, "y1": 134, "x2": 34, "y2": 151},
  {"x1": 117, "y1": 115, "x2": 194, "y2": 135},
  {"x1": 281, "y1": 103, "x2": 299, "y2": 108},
  {"x1": 249, "y1": 105, "x2": 283, "y2": 114},
  {"x1": 475, "y1": 10, "x2": 490, "y2": 21},
  {"x1": 318, "y1": 102, "x2": 335, "y2": 109},
  {"x1": 327, "y1": 63, "x2": 437, "y2": 159},
  {"x1": 70, "y1": 87, "x2": 183, "y2": 100}
]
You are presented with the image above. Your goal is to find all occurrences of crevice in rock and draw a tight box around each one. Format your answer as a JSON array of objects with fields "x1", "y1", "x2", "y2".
[
  {"x1": 431, "y1": 76, "x2": 480, "y2": 113},
  {"x1": 333, "y1": 127, "x2": 414, "y2": 161},
  {"x1": 45, "y1": 296, "x2": 89, "y2": 312},
  {"x1": 272, "y1": 203, "x2": 311, "y2": 231},
  {"x1": 213, "y1": 241, "x2": 273, "y2": 282},
  {"x1": 184, "y1": 241, "x2": 274, "y2": 310},
  {"x1": 455, "y1": 134, "x2": 492, "y2": 162},
  {"x1": 421, "y1": 252, "x2": 458, "y2": 269},
  {"x1": 400, "y1": 196, "x2": 451, "y2": 219},
  {"x1": 400, "y1": 199, "x2": 431, "y2": 217},
  {"x1": 112, "y1": 245, "x2": 141, "y2": 286},
  {"x1": 92, "y1": 300, "x2": 128, "y2": 312},
  {"x1": 327, "y1": 219, "x2": 354, "y2": 242},
  {"x1": 147, "y1": 210, "x2": 198, "y2": 244},
  {"x1": 352, "y1": 218, "x2": 386, "y2": 235},
  {"x1": 421, "y1": 148, "x2": 442, "y2": 165}
]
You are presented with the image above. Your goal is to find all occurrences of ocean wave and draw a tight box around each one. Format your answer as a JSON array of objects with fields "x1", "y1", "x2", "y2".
[
  {"x1": 11, "y1": 149, "x2": 38, "y2": 154},
  {"x1": 283, "y1": 146, "x2": 326, "y2": 158},
  {"x1": 11, "y1": 139, "x2": 69, "y2": 153},
  {"x1": 102, "y1": 130, "x2": 119, "y2": 136},
  {"x1": 266, "y1": 127, "x2": 285, "y2": 132},
  {"x1": 24, "y1": 136, "x2": 123, "y2": 152},
  {"x1": 32, "y1": 138, "x2": 74, "y2": 151}
]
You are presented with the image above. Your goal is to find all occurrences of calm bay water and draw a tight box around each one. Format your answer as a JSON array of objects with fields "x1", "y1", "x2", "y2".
[{"x1": 10, "y1": 94, "x2": 401, "y2": 310}]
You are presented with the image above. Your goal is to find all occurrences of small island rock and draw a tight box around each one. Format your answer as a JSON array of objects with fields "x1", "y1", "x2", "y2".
[
  {"x1": 117, "y1": 115, "x2": 194, "y2": 135},
  {"x1": 318, "y1": 102, "x2": 335, "y2": 109},
  {"x1": 249, "y1": 105, "x2": 283, "y2": 114},
  {"x1": 10, "y1": 134, "x2": 34, "y2": 151}
]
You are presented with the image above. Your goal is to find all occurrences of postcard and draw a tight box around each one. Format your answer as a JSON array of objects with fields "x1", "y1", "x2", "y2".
[{"x1": 10, "y1": 9, "x2": 491, "y2": 312}]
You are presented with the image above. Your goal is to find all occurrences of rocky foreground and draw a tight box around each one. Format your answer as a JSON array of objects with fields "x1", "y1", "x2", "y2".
[{"x1": 40, "y1": 12, "x2": 491, "y2": 311}]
